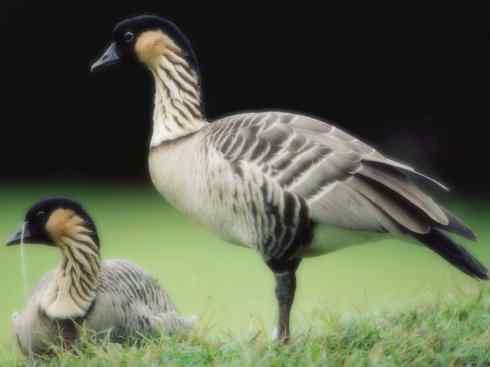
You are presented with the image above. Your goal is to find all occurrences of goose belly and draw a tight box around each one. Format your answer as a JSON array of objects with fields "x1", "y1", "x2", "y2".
[
  {"x1": 303, "y1": 224, "x2": 388, "y2": 257},
  {"x1": 148, "y1": 142, "x2": 259, "y2": 249}
]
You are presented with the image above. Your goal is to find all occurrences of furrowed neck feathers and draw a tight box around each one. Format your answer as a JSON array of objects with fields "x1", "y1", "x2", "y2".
[
  {"x1": 41, "y1": 221, "x2": 100, "y2": 320},
  {"x1": 149, "y1": 52, "x2": 206, "y2": 147}
]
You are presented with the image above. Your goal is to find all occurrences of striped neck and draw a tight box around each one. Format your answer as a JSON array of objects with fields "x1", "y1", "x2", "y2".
[
  {"x1": 149, "y1": 53, "x2": 206, "y2": 147},
  {"x1": 41, "y1": 230, "x2": 100, "y2": 320}
]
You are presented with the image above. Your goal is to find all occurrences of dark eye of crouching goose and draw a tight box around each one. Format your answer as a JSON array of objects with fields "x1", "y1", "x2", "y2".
[
  {"x1": 6, "y1": 197, "x2": 195, "y2": 356},
  {"x1": 91, "y1": 15, "x2": 488, "y2": 343}
]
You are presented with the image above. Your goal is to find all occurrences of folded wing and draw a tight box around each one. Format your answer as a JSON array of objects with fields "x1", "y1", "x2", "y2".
[{"x1": 210, "y1": 112, "x2": 487, "y2": 279}]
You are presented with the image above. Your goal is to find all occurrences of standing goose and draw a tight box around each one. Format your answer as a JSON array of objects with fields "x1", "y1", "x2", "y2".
[
  {"x1": 91, "y1": 15, "x2": 488, "y2": 341},
  {"x1": 6, "y1": 198, "x2": 193, "y2": 356}
]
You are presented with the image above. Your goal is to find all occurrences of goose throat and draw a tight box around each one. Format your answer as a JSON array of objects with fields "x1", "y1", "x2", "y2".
[
  {"x1": 149, "y1": 54, "x2": 206, "y2": 147},
  {"x1": 41, "y1": 233, "x2": 100, "y2": 320}
]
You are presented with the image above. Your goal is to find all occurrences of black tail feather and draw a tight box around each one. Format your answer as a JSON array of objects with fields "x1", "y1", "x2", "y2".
[
  {"x1": 415, "y1": 228, "x2": 488, "y2": 280},
  {"x1": 437, "y1": 207, "x2": 477, "y2": 241}
]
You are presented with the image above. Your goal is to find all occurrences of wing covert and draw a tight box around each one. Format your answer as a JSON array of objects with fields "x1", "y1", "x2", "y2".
[{"x1": 207, "y1": 111, "x2": 471, "y2": 238}]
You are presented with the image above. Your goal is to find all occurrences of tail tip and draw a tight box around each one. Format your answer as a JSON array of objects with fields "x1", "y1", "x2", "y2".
[{"x1": 477, "y1": 269, "x2": 489, "y2": 281}]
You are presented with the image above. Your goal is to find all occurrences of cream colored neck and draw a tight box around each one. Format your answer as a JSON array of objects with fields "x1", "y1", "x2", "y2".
[
  {"x1": 149, "y1": 55, "x2": 206, "y2": 147},
  {"x1": 41, "y1": 234, "x2": 100, "y2": 320}
]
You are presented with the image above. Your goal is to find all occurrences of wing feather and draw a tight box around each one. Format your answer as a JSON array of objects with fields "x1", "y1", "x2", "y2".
[
  {"x1": 359, "y1": 163, "x2": 448, "y2": 225},
  {"x1": 209, "y1": 112, "x2": 473, "y2": 238}
]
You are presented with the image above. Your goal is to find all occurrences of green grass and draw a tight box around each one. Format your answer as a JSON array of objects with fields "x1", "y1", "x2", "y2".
[
  {"x1": 3, "y1": 290, "x2": 490, "y2": 366},
  {"x1": 1, "y1": 182, "x2": 490, "y2": 366}
]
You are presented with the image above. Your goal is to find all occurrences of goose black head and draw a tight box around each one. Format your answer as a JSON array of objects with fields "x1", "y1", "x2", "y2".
[
  {"x1": 6, "y1": 198, "x2": 99, "y2": 248},
  {"x1": 91, "y1": 15, "x2": 199, "y2": 73}
]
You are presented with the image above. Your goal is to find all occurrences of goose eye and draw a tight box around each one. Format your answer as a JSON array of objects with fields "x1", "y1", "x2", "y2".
[
  {"x1": 36, "y1": 211, "x2": 46, "y2": 218},
  {"x1": 123, "y1": 31, "x2": 135, "y2": 43}
]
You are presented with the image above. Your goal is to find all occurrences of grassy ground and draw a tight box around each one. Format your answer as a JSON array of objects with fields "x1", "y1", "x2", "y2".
[
  {"x1": 1, "y1": 183, "x2": 489, "y2": 366},
  {"x1": 2, "y1": 290, "x2": 490, "y2": 366}
]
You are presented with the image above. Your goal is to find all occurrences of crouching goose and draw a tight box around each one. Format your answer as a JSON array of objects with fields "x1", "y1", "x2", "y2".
[
  {"x1": 6, "y1": 198, "x2": 194, "y2": 356},
  {"x1": 91, "y1": 15, "x2": 488, "y2": 342}
]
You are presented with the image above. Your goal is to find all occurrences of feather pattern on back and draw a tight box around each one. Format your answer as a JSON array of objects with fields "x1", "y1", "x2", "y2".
[
  {"x1": 206, "y1": 112, "x2": 451, "y2": 234},
  {"x1": 189, "y1": 111, "x2": 482, "y2": 276}
]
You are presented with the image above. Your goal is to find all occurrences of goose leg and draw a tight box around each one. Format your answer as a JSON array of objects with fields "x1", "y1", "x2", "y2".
[{"x1": 267, "y1": 258, "x2": 301, "y2": 343}]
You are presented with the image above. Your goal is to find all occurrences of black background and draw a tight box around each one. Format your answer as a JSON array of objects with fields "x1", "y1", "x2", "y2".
[{"x1": 1, "y1": 3, "x2": 487, "y2": 193}]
